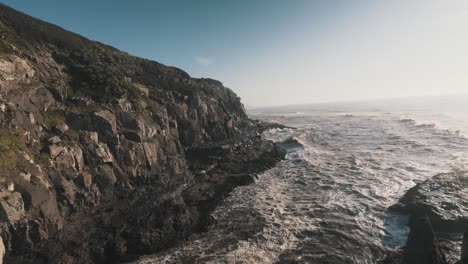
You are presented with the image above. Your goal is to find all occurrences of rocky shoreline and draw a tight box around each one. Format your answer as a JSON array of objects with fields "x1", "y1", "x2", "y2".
[
  {"x1": 0, "y1": 4, "x2": 466, "y2": 264},
  {"x1": 0, "y1": 4, "x2": 285, "y2": 263}
]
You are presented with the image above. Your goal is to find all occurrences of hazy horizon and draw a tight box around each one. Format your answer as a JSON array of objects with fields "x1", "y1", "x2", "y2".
[
  {"x1": 3, "y1": 0, "x2": 468, "y2": 107},
  {"x1": 247, "y1": 92, "x2": 468, "y2": 110}
]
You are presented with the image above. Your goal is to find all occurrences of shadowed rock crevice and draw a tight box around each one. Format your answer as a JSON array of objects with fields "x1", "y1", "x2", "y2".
[{"x1": 403, "y1": 216, "x2": 447, "y2": 264}]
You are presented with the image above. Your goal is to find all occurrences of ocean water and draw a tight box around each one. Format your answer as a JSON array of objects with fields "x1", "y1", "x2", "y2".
[{"x1": 136, "y1": 94, "x2": 468, "y2": 264}]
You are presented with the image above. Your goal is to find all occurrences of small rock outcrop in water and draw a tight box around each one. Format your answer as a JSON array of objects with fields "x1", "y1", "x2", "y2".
[
  {"x1": 382, "y1": 173, "x2": 468, "y2": 263},
  {"x1": 397, "y1": 173, "x2": 468, "y2": 233},
  {"x1": 0, "y1": 4, "x2": 285, "y2": 263}
]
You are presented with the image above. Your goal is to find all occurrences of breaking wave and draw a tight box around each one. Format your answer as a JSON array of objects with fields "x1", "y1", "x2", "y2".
[{"x1": 136, "y1": 111, "x2": 468, "y2": 264}]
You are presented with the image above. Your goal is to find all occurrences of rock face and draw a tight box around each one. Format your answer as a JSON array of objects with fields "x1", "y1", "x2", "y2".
[
  {"x1": 460, "y1": 229, "x2": 468, "y2": 264},
  {"x1": 396, "y1": 173, "x2": 468, "y2": 233},
  {"x1": 0, "y1": 4, "x2": 285, "y2": 263},
  {"x1": 381, "y1": 173, "x2": 468, "y2": 264},
  {"x1": 379, "y1": 216, "x2": 448, "y2": 264},
  {"x1": 403, "y1": 216, "x2": 447, "y2": 264}
]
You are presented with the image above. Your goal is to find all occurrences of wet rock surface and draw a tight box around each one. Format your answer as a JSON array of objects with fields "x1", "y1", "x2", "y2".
[
  {"x1": 382, "y1": 173, "x2": 468, "y2": 263},
  {"x1": 396, "y1": 173, "x2": 468, "y2": 233},
  {"x1": 0, "y1": 4, "x2": 285, "y2": 263}
]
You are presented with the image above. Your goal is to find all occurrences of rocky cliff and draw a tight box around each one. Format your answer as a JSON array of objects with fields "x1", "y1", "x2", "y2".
[{"x1": 0, "y1": 4, "x2": 285, "y2": 263}]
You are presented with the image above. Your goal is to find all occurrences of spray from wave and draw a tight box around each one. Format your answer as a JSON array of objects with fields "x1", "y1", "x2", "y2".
[{"x1": 136, "y1": 95, "x2": 468, "y2": 263}]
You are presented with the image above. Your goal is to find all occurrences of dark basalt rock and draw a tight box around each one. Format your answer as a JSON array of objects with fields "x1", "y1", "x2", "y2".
[
  {"x1": 459, "y1": 229, "x2": 468, "y2": 264},
  {"x1": 0, "y1": 4, "x2": 285, "y2": 263},
  {"x1": 394, "y1": 173, "x2": 468, "y2": 233},
  {"x1": 183, "y1": 133, "x2": 286, "y2": 230},
  {"x1": 404, "y1": 216, "x2": 447, "y2": 264},
  {"x1": 379, "y1": 216, "x2": 449, "y2": 264},
  {"x1": 382, "y1": 173, "x2": 468, "y2": 264}
]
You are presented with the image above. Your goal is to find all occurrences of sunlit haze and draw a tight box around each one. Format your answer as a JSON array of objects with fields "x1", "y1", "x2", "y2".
[{"x1": 4, "y1": 0, "x2": 468, "y2": 107}]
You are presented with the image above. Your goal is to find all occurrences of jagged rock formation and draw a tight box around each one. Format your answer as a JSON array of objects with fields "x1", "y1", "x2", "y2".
[
  {"x1": 379, "y1": 217, "x2": 448, "y2": 264},
  {"x1": 381, "y1": 173, "x2": 468, "y2": 264},
  {"x1": 397, "y1": 172, "x2": 468, "y2": 233},
  {"x1": 0, "y1": 4, "x2": 285, "y2": 263}
]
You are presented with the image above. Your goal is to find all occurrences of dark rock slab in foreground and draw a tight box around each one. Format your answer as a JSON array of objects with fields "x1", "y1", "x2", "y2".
[
  {"x1": 184, "y1": 133, "x2": 285, "y2": 229},
  {"x1": 395, "y1": 172, "x2": 468, "y2": 233},
  {"x1": 379, "y1": 216, "x2": 449, "y2": 264},
  {"x1": 381, "y1": 173, "x2": 468, "y2": 263},
  {"x1": 403, "y1": 216, "x2": 447, "y2": 264}
]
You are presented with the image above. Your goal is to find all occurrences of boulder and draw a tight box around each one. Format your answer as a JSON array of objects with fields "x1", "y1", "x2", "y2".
[
  {"x1": 96, "y1": 165, "x2": 117, "y2": 188},
  {"x1": 95, "y1": 143, "x2": 114, "y2": 164},
  {"x1": 8, "y1": 173, "x2": 63, "y2": 239},
  {"x1": 67, "y1": 111, "x2": 118, "y2": 148},
  {"x1": 395, "y1": 173, "x2": 468, "y2": 233},
  {"x1": 79, "y1": 131, "x2": 114, "y2": 165},
  {"x1": 48, "y1": 145, "x2": 65, "y2": 159},
  {"x1": 48, "y1": 136, "x2": 61, "y2": 144},
  {"x1": 18, "y1": 153, "x2": 50, "y2": 188},
  {"x1": 0, "y1": 192, "x2": 25, "y2": 224},
  {"x1": 48, "y1": 145, "x2": 84, "y2": 173},
  {"x1": 28, "y1": 88, "x2": 54, "y2": 112},
  {"x1": 94, "y1": 110, "x2": 117, "y2": 136},
  {"x1": 134, "y1": 83, "x2": 149, "y2": 97},
  {"x1": 0, "y1": 56, "x2": 35, "y2": 93},
  {"x1": 52, "y1": 123, "x2": 69, "y2": 136}
]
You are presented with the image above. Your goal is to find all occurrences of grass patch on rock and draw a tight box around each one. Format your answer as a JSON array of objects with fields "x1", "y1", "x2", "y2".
[
  {"x1": 42, "y1": 109, "x2": 65, "y2": 128},
  {"x1": 0, "y1": 128, "x2": 26, "y2": 172}
]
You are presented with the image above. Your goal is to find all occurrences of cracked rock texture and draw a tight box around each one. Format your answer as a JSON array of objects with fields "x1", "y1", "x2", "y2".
[{"x1": 0, "y1": 4, "x2": 285, "y2": 263}]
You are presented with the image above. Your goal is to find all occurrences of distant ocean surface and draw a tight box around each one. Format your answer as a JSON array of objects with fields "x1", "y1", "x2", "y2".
[
  {"x1": 138, "y1": 94, "x2": 468, "y2": 263},
  {"x1": 251, "y1": 94, "x2": 468, "y2": 136}
]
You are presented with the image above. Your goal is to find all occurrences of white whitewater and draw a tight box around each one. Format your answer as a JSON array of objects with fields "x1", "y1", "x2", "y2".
[{"x1": 136, "y1": 95, "x2": 468, "y2": 264}]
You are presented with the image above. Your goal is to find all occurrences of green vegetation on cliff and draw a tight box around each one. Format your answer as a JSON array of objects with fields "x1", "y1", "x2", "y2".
[{"x1": 0, "y1": 129, "x2": 26, "y2": 172}]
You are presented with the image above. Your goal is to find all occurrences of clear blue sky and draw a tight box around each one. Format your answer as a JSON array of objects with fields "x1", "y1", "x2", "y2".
[
  {"x1": 2, "y1": 1, "x2": 468, "y2": 107},
  {"x1": 1, "y1": 0, "x2": 338, "y2": 76}
]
